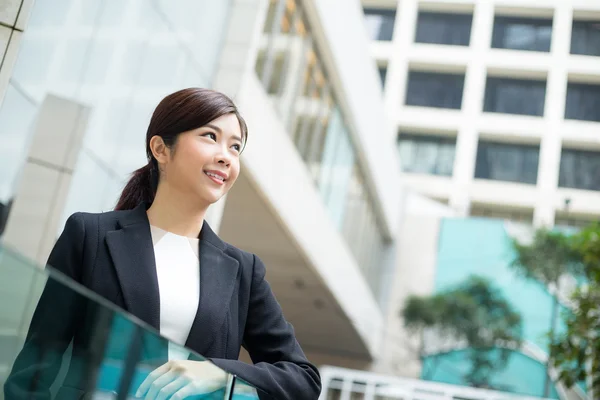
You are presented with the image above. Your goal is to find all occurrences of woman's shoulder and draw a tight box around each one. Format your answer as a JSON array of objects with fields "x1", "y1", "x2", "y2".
[{"x1": 63, "y1": 208, "x2": 134, "y2": 232}]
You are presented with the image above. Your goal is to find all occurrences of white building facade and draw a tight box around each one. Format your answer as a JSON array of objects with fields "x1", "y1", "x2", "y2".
[{"x1": 363, "y1": 0, "x2": 600, "y2": 228}]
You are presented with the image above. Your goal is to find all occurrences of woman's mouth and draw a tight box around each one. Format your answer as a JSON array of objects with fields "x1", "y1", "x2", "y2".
[{"x1": 204, "y1": 170, "x2": 226, "y2": 185}]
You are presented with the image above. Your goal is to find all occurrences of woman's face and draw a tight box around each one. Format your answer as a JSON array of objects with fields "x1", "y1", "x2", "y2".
[{"x1": 162, "y1": 113, "x2": 243, "y2": 206}]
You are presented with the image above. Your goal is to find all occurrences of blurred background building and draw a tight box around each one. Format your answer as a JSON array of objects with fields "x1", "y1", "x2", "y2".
[
  {"x1": 0, "y1": 0, "x2": 598, "y2": 399},
  {"x1": 364, "y1": 0, "x2": 600, "y2": 229}
]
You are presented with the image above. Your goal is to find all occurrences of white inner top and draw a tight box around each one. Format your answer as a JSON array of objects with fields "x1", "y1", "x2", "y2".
[{"x1": 150, "y1": 225, "x2": 200, "y2": 360}]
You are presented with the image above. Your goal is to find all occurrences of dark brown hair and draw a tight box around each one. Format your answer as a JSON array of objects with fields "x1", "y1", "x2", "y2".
[{"x1": 115, "y1": 88, "x2": 248, "y2": 211}]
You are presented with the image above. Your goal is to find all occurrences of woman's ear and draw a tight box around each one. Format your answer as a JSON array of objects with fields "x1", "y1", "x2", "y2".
[{"x1": 149, "y1": 135, "x2": 171, "y2": 166}]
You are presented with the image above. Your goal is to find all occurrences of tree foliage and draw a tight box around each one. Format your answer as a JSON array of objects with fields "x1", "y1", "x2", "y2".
[
  {"x1": 512, "y1": 224, "x2": 600, "y2": 396},
  {"x1": 402, "y1": 275, "x2": 523, "y2": 389},
  {"x1": 549, "y1": 225, "x2": 600, "y2": 395},
  {"x1": 510, "y1": 228, "x2": 583, "y2": 286}
]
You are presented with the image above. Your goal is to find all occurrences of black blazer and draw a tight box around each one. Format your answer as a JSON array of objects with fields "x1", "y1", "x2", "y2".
[{"x1": 4, "y1": 203, "x2": 320, "y2": 400}]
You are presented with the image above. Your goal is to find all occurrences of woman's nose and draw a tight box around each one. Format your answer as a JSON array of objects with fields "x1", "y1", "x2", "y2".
[{"x1": 215, "y1": 149, "x2": 231, "y2": 166}]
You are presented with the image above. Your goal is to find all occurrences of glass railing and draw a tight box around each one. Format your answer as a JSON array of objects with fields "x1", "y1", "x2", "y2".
[{"x1": 0, "y1": 244, "x2": 259, "y2": 400}]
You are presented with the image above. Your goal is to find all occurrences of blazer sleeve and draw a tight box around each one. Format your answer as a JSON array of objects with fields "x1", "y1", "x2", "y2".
[
  {"x1": 209, "y1": 254, "x2": 321, "y2": 400},
  {"x1": 3, "y1": 213, "x2": 86, "y2": 400}
]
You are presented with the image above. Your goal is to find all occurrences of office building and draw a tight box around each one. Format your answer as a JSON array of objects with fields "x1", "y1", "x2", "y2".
[{"x1": 364, "y1": 0, "x2": 600, "y2": 228}]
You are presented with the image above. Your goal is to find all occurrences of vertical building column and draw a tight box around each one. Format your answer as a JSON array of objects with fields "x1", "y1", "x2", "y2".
[
  {"x1": 449, "y1": 0, "x2": 494, "y2": 216},
  {"x1": 212, "y1": 0, "x2": 269, "y2": 100},
  {"x1": 534, "y1": 4, "x2": 572, "y2": 227},
  {"x1": 2, "y1": 95, "x2": 89, "y2": 266},
  {"x1": 207, "y1": 0, "x2": 269, "y2": 233},
  {"x1": 384, "y1": 0, "x2": 417, "y2": 121}
]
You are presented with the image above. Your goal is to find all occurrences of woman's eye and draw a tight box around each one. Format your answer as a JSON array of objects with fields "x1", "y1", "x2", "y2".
[
  {"x1": 231, "y1": 144, "x2": 241, "y2": 152},
  {"x1": 202, "y1": 132, "x2": 217, "y2": 141}
]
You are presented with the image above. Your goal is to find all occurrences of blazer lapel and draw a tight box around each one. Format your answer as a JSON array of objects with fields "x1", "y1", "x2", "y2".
[
  {"x1": 106, "y1": 203, "x2": 161, "y2": 331},
  {"x1": 185, "y1": 221, "x2": 239, "y2": 356}
]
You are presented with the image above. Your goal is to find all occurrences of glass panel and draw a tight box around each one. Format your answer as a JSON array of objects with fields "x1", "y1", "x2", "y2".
[
  {"x1": 318, "y1": 108, "x2": 344, "y2": 200},
  {"x1": 484, "y1": 77, "x2": 546, "y2": 116},
  {"x1": 570, "y1": 20, "x2": 600, "y2": 57},
  {"x1": 363, "y1": 8, "x2": 396, "y2": 41},
  {"x1": 565, "y1": 82, "x2": 600, "y2": 122},
  {"x1": 475, "y1": 141, "x2": 539, "y2": 184},
  {"x1": 398, "y1": 133, "x2": 456, "y2": 176},
  {"x1": 1, "y1": 0, "x2": 231, "y2": 232},
  {"x1": 154, "y1": 0, "x2": 231, "y2": 80},
  {"x1": 0, "y1": 84, "x2": 37, "y2": 206},
  {"x1": 324, "y1": 127, "x2": 355, "y2": 229},
  {"x1": 492, "y1": 16, "x2": 553, "y2": 52},
  {"x1": 470, "y1": 205, "x2": 534, "y2": 223},
  {"x1": 559, "y1": 148, "x2": 600, "y2": 191},
  {"x1": 0, "y1": 244, "x2": 256, "y2": 399},
  {"x1": 415, "y1": 11, "x2": 473, "y2": 46},
  {"x1": 406, "y1": 71, "x2": 465, "y2": 109},
  {"x1": 232, "y1": 377, "x2": 260, "y2": 399},
  {"x1": 554, "y1": 213, "x2": 599, "y2": 228}
]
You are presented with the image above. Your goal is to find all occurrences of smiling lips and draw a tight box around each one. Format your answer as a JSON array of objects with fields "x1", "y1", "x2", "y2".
[{"x1": 204, "y1": 170, "x2": 228, "y2": 185}]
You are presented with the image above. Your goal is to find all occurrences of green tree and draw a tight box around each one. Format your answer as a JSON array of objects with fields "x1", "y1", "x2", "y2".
[
  {"x1": 510, "y1": 228, "x2": 584, "y2": 397},
  {"x1": 402, "y1": 275, "x2": 523, "y2": 389},
  {"x1": 550, "y1": 224, "x2": 600, "y2": 398}
]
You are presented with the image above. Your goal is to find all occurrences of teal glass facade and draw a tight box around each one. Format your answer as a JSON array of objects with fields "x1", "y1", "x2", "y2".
[{"x1": 422, "y1": 217, "x2": 566, "y2": 398}]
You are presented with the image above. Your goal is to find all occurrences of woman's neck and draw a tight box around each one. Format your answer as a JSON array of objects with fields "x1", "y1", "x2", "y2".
[{"x1": 146, "y1": 185, "x2": 208, "y2": 238}]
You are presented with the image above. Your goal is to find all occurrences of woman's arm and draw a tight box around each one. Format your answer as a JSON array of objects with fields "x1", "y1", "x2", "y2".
[
  {"x1": 3, "y1": 213, "x2": 87, "y2": 400},
  {"x1": 210, "y1": 254, "x2": 321, "y2": 400}
]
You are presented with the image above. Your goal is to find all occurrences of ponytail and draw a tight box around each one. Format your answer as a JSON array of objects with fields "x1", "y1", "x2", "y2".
[{"x1": 115, "y1": 161, "x2": 158, "y2": 211}]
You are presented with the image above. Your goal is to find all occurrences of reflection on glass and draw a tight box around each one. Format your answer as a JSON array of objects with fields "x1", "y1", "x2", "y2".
[
  {"x1": 0, "y1": 84, "x2": 37, "y2": 205},
  {"x1": 406, "y1": 71, "x2": 465, "y2": 109},
  {"x1": 492, "y1": 16, "x2": 553, "y2": 52},
  {"x1": 0, "y1": 244, "x2": 259, "y2": 399},
  {"x1": 559, "y1": 148, "x2": 600, "y2": 191},
  {"x1": 484, "y1": 77, "x2": 546, "y2": 117},
  {"x1": 571, "y1": 20, "x2": 600, "y2": 57},
  {"x1": 398, "y1": 133, "x2": 456, "y2": 176},
  {"x1": 232, "y1": 377, "x2": 260, "y2": 399},
  {"x1": 415, "y1": 11, "x2": 472, "y2": 46},
  {"x1": 475, "y1": 141, "x2": 540, "y2": 185},
  {"x1": 256, "y1": 0, "x2": 388, "y2": 300},
  {"x1": 564, "y1": 82, "x2": 600, "y2": 122},
  {"x1": 26, "y1": 0, "x2": 72, "y2": 28},
  {"x1": 363, "y1": 8, "x2": 396, "y2": 41},
  {"x1": 0, "y1": 0, "x2": 230, "y2": 235}
]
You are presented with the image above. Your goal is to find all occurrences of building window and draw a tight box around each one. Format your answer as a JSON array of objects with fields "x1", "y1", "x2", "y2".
[
  {"x1": 565, "y1": 82, "x2": 600, "y2": 122},
  {"x1": 555, "y1": 213, "x2": 598, "y2": 229},
  {"x1": 470, "y1": 205, "x2": 534, "y2": 224},
  {"x1": 475, "y1": 141, "x2": 539, "y2": 184},
  {"x1": 363, "y1": 8, "x2": 396, "y2": 41},
  {"x1": 492, "y1": 16, "x2": 553, "y2": 52},
  {"x1": 571, "y1": 20, "x2": 600, "y2": 57},
  {"x1": 559, "y1": 148, "x2": 600, "y2": 191},
  {"x1": 398, "y1": 133, "x2": 456, "y2": 176},
  {"x1": 415, "y1": 11, "x2": 473, "y2": 46},
  {"x1": 484, "y1": 77, "x2": 546, "y2": 116},
  {"x1": 406, "y1": 71, "x2": 465, "y2": 109},
  {"x1": 378, "y1": 66, "x2": 387, "y2": 87}
]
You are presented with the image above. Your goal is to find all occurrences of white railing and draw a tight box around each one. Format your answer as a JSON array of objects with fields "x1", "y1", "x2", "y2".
[{"x1": 319, "y1": 365, "x2": 562, "y2": 400}]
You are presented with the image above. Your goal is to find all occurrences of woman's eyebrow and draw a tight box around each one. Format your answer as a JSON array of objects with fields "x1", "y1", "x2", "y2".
[
  {"x1": 204, "y1": 123, "x2": 222, "y2": 133},
  {"x1": 203, "y1": 123, "x2": 242, "y2": 142}
]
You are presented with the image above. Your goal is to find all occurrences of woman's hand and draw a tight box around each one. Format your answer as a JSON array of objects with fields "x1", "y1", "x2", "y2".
[{"x1": 135, "y1": 360, "x2": 229, "y2": 400}]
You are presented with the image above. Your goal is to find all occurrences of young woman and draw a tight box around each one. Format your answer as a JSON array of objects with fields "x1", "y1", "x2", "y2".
[{"x1": 5, "y1": 88, "x2": 320, "y2": 400}]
